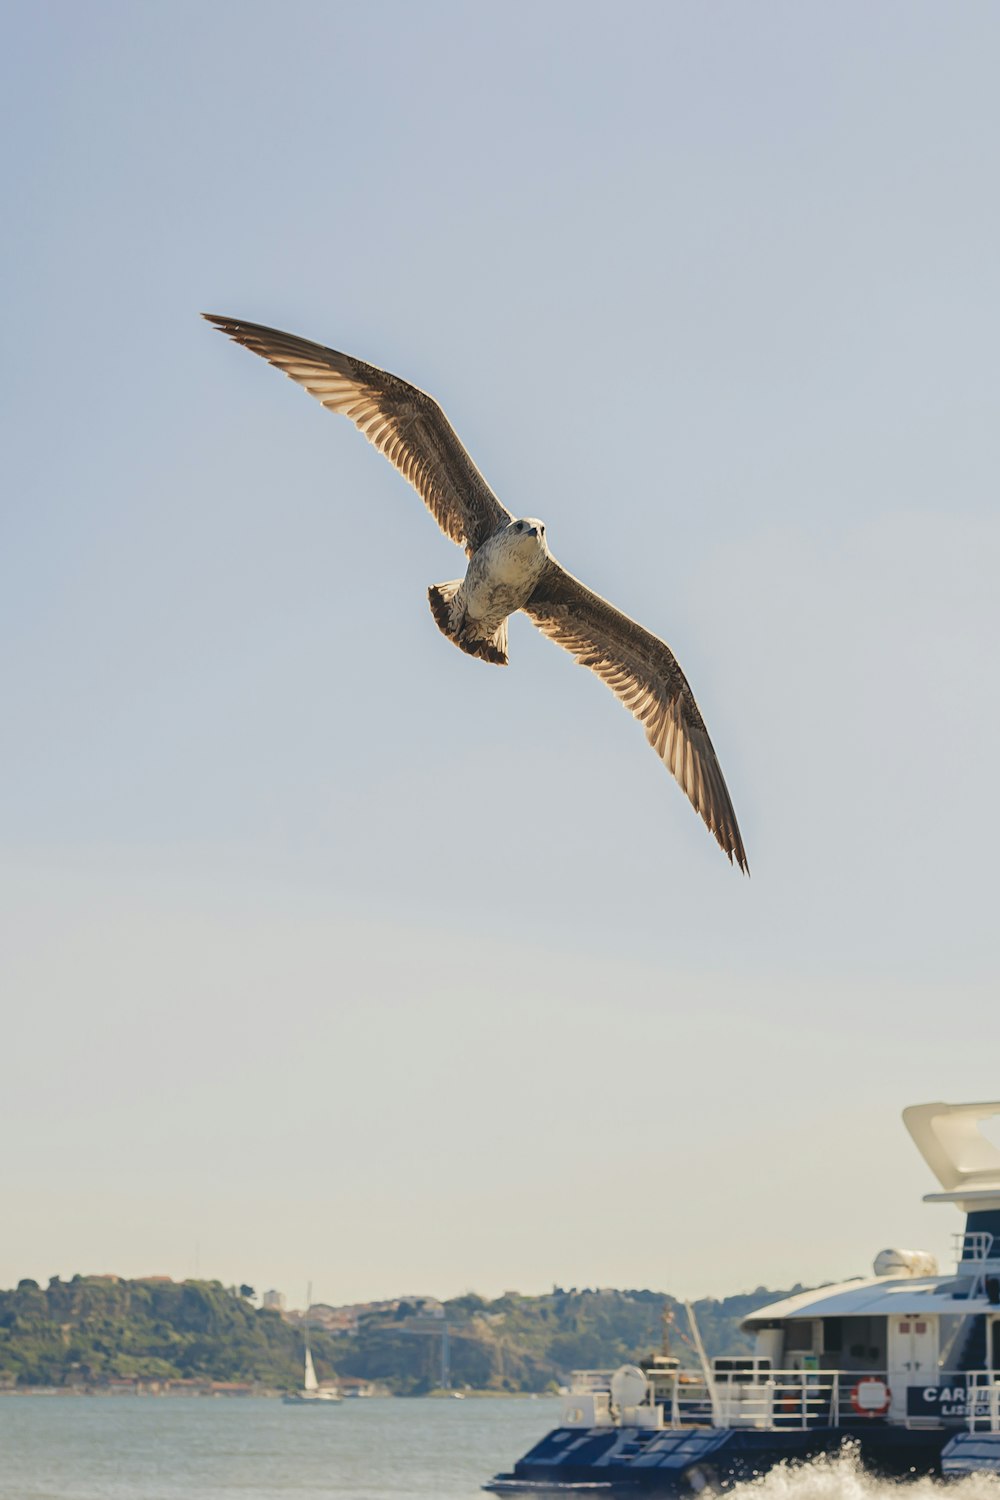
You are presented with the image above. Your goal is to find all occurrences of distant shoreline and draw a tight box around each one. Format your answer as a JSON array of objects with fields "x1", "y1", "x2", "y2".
[
  {"x1": 1, "y1": 1276, "x2": 797, "y2": 1396},
  {"x1": 0, "y1": 1386, "x2": 552, "y2": 1399}
]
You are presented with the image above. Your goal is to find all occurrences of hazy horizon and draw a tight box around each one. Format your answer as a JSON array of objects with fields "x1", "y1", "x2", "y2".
[{"x1": 3, "y1": 1, "x2": 999, "y2": 1308}]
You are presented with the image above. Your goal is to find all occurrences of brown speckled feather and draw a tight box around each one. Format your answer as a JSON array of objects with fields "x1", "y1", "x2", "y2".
[
  {"x1": 525, "y1": 562, "x2": 748, "y2": 872},
  {"x1": 203, "y1": 315, "x2": 511, "y2": 556}
]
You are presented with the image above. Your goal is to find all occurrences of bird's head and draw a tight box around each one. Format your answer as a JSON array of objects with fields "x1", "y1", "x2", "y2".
[{"x1": 507, "y1": 517, "x2": 549, "y2": 555}]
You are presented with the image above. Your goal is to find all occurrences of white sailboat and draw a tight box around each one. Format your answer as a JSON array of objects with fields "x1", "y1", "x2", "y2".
[
  {"x1": 284, "y1": 1290, "x2": 341, "y2": 1404},
  {"x1": 283, "y1": 1332, "x2": 341, "y2": 1404}
]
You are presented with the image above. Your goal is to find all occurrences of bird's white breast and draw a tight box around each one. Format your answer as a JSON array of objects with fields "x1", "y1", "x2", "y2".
[{"x1": 463, "y1": 527, "x2": 549, "y2": 627}]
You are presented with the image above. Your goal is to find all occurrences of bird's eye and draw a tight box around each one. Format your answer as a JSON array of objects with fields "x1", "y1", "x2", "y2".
[{"x1": 514, "y1": 521, "x2": 523, "y2": 531}]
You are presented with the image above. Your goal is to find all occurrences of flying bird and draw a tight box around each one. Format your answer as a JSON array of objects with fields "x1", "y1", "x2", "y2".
[{"x1": 204, "y1": 315, "x2": 749, "y2": 872}]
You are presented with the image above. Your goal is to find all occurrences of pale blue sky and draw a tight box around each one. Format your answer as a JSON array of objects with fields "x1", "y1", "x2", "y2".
[{"x1": 2, "y1": 1, "x2": 998, "y2": 1305}]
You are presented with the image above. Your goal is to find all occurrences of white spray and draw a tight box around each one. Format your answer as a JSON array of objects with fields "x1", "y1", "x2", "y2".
[{"x1": 730, "y1": 1443, "x2": 1000, "y2": 1500}]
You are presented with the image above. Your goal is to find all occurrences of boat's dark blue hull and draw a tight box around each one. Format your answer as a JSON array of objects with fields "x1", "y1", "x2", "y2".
[{"x1": 485, "y1": 1423, "x2": 952, "y2": 1494}]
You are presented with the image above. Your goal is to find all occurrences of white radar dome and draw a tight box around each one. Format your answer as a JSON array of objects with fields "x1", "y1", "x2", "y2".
[
  {"x1": 873, "y1": 1247, "x2": 939, "y2": 1278},
  {"x1": 610, "y1": 1364, "x2": 649, "y2": 1409}
]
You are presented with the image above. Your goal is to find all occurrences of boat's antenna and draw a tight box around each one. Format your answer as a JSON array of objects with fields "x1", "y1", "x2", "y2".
[
  {"x1": 683, "y1": 1300, "x2": 720, "y2": 1425},
  {"x1": 661, "y1": 1302, "x2": 674, "y2": 1359}
]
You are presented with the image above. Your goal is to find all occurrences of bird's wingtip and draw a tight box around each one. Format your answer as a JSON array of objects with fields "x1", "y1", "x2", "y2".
[{"x1": 722, "y1": 833, "x2": 750, "y2": 877}]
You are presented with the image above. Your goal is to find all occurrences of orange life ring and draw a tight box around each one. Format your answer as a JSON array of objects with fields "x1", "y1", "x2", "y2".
[{"x1": 850, "y1": 1377, "x2": 891, "y2": 1417}]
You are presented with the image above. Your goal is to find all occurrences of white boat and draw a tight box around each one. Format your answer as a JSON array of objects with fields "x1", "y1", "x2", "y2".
[
  {"x1": 488, "y1": 1099, "x2": 1000, "y2": 1491},
  {"x1": 283, "y1": 1332, "x2": 341, "y2": 1404}
]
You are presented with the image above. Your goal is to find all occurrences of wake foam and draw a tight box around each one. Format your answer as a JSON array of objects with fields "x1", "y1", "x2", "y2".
[{"x1": 730, "y1": 1443, "x2": 1000, "y2": 1500}]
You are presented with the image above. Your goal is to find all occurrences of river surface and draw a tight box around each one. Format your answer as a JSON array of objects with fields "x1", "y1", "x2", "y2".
[{"x1": 2, "y1": 1396, "x2": 1000, "y2": 1500}]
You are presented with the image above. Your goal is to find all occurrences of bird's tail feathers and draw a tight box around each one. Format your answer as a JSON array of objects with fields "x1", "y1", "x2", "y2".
[
  {"x1": 428, "y1": 578, "x2": 463, "y2": 632},
  {"x1": 428, "y1": 581, "x2": 508, "y2": 666}
]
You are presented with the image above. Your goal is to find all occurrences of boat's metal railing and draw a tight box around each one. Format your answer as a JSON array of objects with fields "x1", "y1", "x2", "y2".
[
  {"x1": 714, "y1": 1370, "x2": 836, "y2": 1430},
  {"x1": 951, "y1": 1231, "x2": 1000, "y2": 1302},
  {"x1": 651, "y1": 1369, "x2": 836, "y2": 1431},
  {"x1": 655, "y1": 1369, "x2": 902, "y2": 1432},
  {"x1": 965, "y1": 1372, "x2": 1000, "y2": 1433},
  {"x1": 718, "y1": 1370, "x2": 874, "y2": 1431},
  {"x1": 567, "y1": 1366, "x2": 1000, "y2": 1434},
  {"x1": 956, "y1": 1231, "x2": 996, "y2": 1263}
]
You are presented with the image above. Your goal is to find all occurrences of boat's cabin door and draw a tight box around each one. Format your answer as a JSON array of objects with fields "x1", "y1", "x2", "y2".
[{"x1": 888, "y1": 1315, "x2": 939, "y2": 1420}]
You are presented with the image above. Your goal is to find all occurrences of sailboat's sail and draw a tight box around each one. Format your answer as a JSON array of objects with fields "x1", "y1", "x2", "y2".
[{"x1": 303, "y1": 1342, "x2": 318, "y2": 1393}]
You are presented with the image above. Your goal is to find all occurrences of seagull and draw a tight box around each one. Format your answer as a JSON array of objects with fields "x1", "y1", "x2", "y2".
[{"x1": 204, "y1": 315, "x2": 749, "y2": 873}]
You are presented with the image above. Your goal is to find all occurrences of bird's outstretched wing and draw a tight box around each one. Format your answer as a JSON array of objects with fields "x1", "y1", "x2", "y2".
[
  {"x1": 203, "y1": 316, "x2": 512, "y2": 555},
  {"x1": 524, "y1": 563, "x2": 748, "y2": 872}
]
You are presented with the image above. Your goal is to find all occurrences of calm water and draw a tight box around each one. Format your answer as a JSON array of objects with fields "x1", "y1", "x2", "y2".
[
  {"x1": 0, "y1": 1397, "x2": 552, "y2": 1500},
  {"x1": 2, "y1": 1397, "x2": 1000, "y2": 1500}
]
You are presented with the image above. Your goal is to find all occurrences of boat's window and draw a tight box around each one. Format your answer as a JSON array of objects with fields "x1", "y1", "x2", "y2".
[{"x1": 833, "y1": 1316, "x2": 887, "y2": 1370}]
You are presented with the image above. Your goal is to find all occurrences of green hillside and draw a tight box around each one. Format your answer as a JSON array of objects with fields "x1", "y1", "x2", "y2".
[
  {"x1": 0, "y1": 1277, "x2": 305, "y2": 1388},
  {"x1": 0, "y1": 1277, "x2": 805, "y2": 1393}
]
